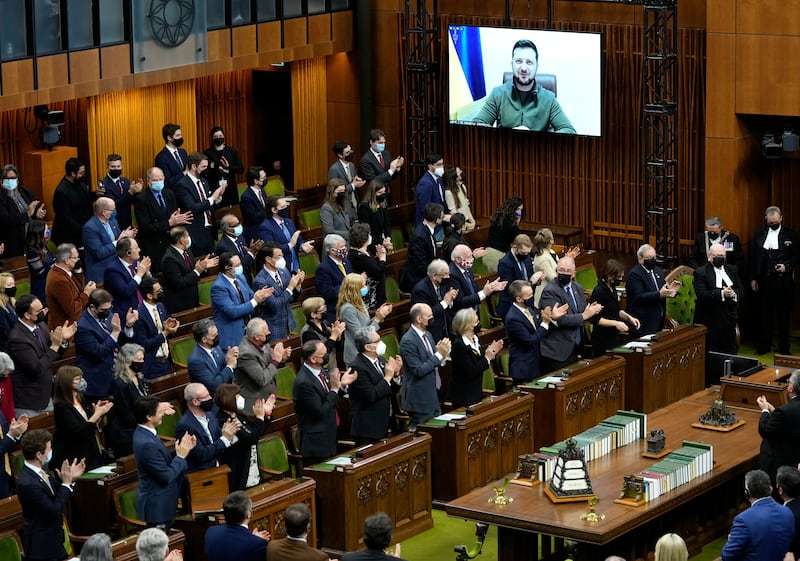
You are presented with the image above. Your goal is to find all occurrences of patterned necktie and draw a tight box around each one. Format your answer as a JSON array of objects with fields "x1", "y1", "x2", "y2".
[
  {"x1": 274, "y1": 272, "x2": 283, "y2": 289},
  {"x1": 195, "y1": 179, "x2": 213, "y2": 226},
  {"x1": 318, "y1": 372, "x2": 340, "y2": 425},
  {"x1": 152, "y1": 308, "x2": 169, "y2": 356}
]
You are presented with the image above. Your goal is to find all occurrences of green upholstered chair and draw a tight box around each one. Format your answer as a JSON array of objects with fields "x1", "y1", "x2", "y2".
[
  {"x1": 275, "y1": 365, "x2": 297, "y2": 400},
  {"x1": 0, "y1": 530, "x2": 22, "y2": 561},
  {"x1": 575, "y1": 264, "x2": 599, "y2": 296},
  {"x1": 298, "y1": 251, "x2": 320, "y2": 276},
  {"x1": 385, "y1": 276, "x2": 401, "y2": 303},
  {"x1": 256, "y1": 434, "x2": 302, "y2": 480},
  {"x1": 198, "y1": 277, "x2": 214, "y2": 305},
  {"x1": 482, "y1": 366, "x2": 496, "y2": 395},
  {"x1": 472, "y1": 256, "x2": 489, "y2": 276},
  {"x1": 264, "y1": 176, "x2": 286, "y2": 197},
  {"x1": 291, "y1": 306, "x2": 307, "y2": 335},
  {"x1": 665, "y1": 265, "x2": 696, "y2": 326},
  {"x1": 113, "y1": 482, "x2": 147, "y2": 535},
  {"x1": 156, "y1": 400, "x2": 183, "y2": 440},
  {"x1": 390, "y1": 227, "x2": 405, "y2": 250},
  {"x1": 169, "y1": 336, "x2": 197, "y2": 369},
  {"x1": 299, "y1": 208, "x2": 321, "y2": 228},
  {"x1": 14, "y1": 281, "x2": 30, "y2": 297},
  {"x1": 380, "y1": 330, "x2": 400, "y2": 359}
]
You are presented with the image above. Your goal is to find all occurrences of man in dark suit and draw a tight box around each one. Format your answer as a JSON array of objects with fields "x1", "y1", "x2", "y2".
[
  {"x1": 100, "y1": 153, "x2": 143, "y2": 231},
  {"x1": 315, "y1": 234, "x2": 353, "y2": 323},
  {"x1": 688, "y1": 215, "x2": 744, "y2": 269},
  {"x1": 8, "y1": 295, "x2": 74, "y2": 417},
  {"x1": 46, "y1": 244, "x2": 95, "y2": 330},
  {"x1": 751, "y1": 206, "x2": 799, "y2": 355},
  {"x1": 175, "y1": 383, "x2": 240, "y2": 473},
  {"x1": 293, "y1": 340, "x2": 356, "y2": 467},
  {"x1": 539, "y1": 257, "x2": 603, "y2": 373},
  {"x1": 104, "y1": 237, "x2": 152, "y2": 318},
  {"x1": 172, "y1": 152, "x2": 227, "y2": 256},
  {"x1": 267, "y1": 502, "x2": 329, "y2": 561},
  {"x1": 252, "y1": 195, "x2": 314, "y2": 273},
  {"x1": 134, "y1": 277, "x2": 179, "y2": 379},
  {"x1": 342, "y1": 512, "x2": 408, "y2": 561},
  {"x1": 187, "y1": 319, "x2": 238, "y2": 393},
  {"x1": 414, "y1": 153, "x2": 451, "y2": 224},
  {"x1": 239, "y1": 166, "x2": 269, "y2": 244},
  {"x1": 153, "y1": 123, "x2": 189, "y2": 190},
  {"x1": 205, "y1": 491, "x2": 270, "y2": 561},
  {"x1": 360, "y1": 128, "x2": 404, "y2": 201},
  {"x1": 449, "y1": 244, "x2": 507, "y2": 312},
  {"x1": 693, "y1": 243, "x2": 745, "y2": 384},
  {"x1": 51, "y1": 157, "x2": 94, "y2": 247},
  {"x1": 504, "y1": 280, "x2": 564, "y2": 384},
  {"x1": 410, "y1": 259, "x2": 458, "y2": 341},
  {"x1": 134, "y1": 167, "x2": 192, "y2": 274},
  {"x1": 83, "y1": 196, "x2": 135, "y2": 283},
  {"x1": 496, "y1": 234, "x2": 543, "y2": 318},
  {"x1": 757, "y1": 370, "x2": 800, "y2": 482},
  {"x1": 0, "y1": 394, "x2": 27, "y2": 499},
  {"x1": 328, "y1": 140, "x2": 366, "y2": 209},
  {"x1": 75, "y1": 289, "x2": 136, "y2": 402},
  {"x1": 133, "y1": 395, "x2": 195, "y2": 529},
  {"x1": 625, "y1": 244, "x2": 678, "y2": 337},
  {"x1": 254, "y1": 243, "x2": 304, "y2": 339},
  {"x1": 401, "y1": 203, "x2": 443, "y2": 292},
  {"x1": 349, "y1": 327, "x2": 401, "y2": 445},
  {"x1": 720, "y1": 469, "x2": 794, "y2": 561},
  {"x1": 160, "y1": 226, "x2": 218, "y2": 314},
  {"x1": 217, "y1": 213, "x2": 262, "y2": 286},
  {"x1": 776, "y1": 465, "x2": 800, "y2": 559},
  {"x1": 17, "y1": 429, "x2": 85, "y2": 561},
  {"x1": 399, "y1": 303, "x2": 452, "y2": 429}
]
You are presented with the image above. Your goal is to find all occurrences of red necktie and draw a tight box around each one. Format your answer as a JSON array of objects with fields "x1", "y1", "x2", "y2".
[
  {"x1": 318, "y1": 372, "x2": 340, "y2": 426},
  {"x1": 183, "y1": 251, "x2": 192, "y2": 269},
  {"x1": 378, "y1": 152, "x2": 385, "y2": 168},
  {"x1": 128, "y1": 264, "x2": 143, "y2": 304}
]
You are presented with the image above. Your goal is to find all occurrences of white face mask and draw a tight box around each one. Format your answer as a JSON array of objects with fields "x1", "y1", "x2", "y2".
[
  {"x1": 185, "y1": 236, "x2": 192, "y2": 249},
  {"x1": 367, "y1": 235, "x2": 373, "y2": 247},
  {"x1": 434, "y1": 166, "x2": 445, "y2": 178},
  {"x1": 236, "y1": 395, "x2": 246, "y2": 411},
  {"x1": 375, "y1": 341, "x2": 387, "y2": 356},
  {"x1": 275, "y1": 257, "x2": 287, "y2": 270}
]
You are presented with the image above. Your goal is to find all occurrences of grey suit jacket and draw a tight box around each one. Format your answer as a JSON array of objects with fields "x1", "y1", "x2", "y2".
[
  {"x1": 539, "y1": 279, "x2": 587, "y2": 363},
  {"x1": 232, "y1": 336, "x2": 278, "y2": 410},
  {"x1": 339, "y1": 302, "x2": 380, "y2": 366},
  {"x1": 399, "y1": 326, "x2": 441, "y2": 417}
]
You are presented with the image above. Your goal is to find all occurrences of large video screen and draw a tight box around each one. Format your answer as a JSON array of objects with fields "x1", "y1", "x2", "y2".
[{"x1": 448, "y1": 25, "x2": 602, "y2": 137}]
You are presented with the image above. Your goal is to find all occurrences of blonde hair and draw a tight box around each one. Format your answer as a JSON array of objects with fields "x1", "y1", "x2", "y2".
[
  {"x1": 336, "y1": 273, "x2": 367, "y2": 318},
  {"x1": 0, "y1": 272, "x2": 14, "y2": 307},
  {"x1": 654, "y1": 533, "x2": 688, "y2": 561},
  {"x1": 302, "y1": 296, "x2": 325, "y2": 320},
  {"x1": 452, "y1": 308, "x2": 479, "y2": 336}
]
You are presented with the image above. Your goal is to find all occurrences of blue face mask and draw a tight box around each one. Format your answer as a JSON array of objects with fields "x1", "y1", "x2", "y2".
[
  {"x1": 233, "y1": 265, "x2": 244, "y2": 277},
  {"x1": 360, "y1": 286, "x2": 369, "y2": 297},
  {"x1": 376, "y1": 143, "x2": 386, "y2": 153},
  {"x1": 151, "y1": 181, "x2": 164, "y2": 192},
  {"x1": 2, "y1": 178, "x2": 17, "y2": 190},
  {"x1": 515, "y1": 210, "x2": 523, "y2": 218},
  {"x1": 110, "y1": 210, "x2": 117, "y2": 220},
  {"x1": 232, "y1": 225, "x2": 243, "y2": 237},
  {"x1": 43, "y1": 449, "x2": 52, "y2": 465}
]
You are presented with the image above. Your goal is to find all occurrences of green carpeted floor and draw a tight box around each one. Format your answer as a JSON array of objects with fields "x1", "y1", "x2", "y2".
[{"x1": 399, "y1": 337, "x2": 797, "y2": 561}]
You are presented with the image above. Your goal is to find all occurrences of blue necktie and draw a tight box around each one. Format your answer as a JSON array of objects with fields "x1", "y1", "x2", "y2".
[
  {"x1": 155, "y1": 192, "x2": 165, "y2": 208},
  {"x1": 565, "y1": 285, "x2": 581, "y2": 345},
  {"x1": 103, "y1": 221, "x2": 115, "y2": 242}
]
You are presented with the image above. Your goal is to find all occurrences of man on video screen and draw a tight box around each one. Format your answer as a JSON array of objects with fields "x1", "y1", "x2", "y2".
[{"x1": 473, "y1": 39, "x2": 576, "y2": 133}]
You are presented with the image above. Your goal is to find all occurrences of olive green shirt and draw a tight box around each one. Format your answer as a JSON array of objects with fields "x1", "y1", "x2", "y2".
[{"x1": 473, "y1": 81, "x2": 576, "y2": 133}]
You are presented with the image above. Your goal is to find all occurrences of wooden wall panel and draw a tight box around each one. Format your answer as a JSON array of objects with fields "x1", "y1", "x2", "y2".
[
  {"x1": 100, "y1": 45, "x2": 132, "y2": 79},
  {"x1": 735, "y1": 35, "x2": 800, "y2": 116},
  {"x1": 706, "y1": 33, "x2": 740, "y2": 139},
  {"x1": 309, "y1": 14, "x2": 331, "y2": 43},
  {"x1": 233, "y1": 25, "x2": 258, "y2": 57},
  {"x1": 2, "y1": 60, "x2": 35, "y2": 96},
  {"x1": 707, "y1": 0, "x2": 736, "y2": 33},
  {"x1": 284, "y1": 18, "x2": 308, "y2": 49},
  {"x1": 36, "y1": 54, "x2": 69, "y2": 90},
  {"x1": 736, "y1": 0, "x2": 800, "y2": 35},
  {"x1": 332, "y1": 10, "x2": 354, "y2": 50},
  {"x1": 257, "y1": 22, "x2": 282, "y2": 52},
  {"x1": 208, "y1": 29, "x2": 231, "y2": 61},
  {"x1": 69, "y1": 49, "x2": 100, "y2": 84}
]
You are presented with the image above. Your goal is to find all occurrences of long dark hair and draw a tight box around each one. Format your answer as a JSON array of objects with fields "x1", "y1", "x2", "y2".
[
  {"x1": 25, "y1": 219, "x2": 49, "y2": 261},
  {"x1": 443, "y1": 167, "x2": 464, "y2": 210},
  {"x1": 490, "y1": 196, "x2": 524, "y2": 230}
]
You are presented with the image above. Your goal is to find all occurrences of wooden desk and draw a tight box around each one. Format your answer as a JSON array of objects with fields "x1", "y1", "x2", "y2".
[
  {"x1": 517, "y1": 356, "x2": 626, "y2": 450},
  {"x1": 608, "y1": 325, "x2": 706, "y2": 413},
  {"x1": 719, "y1": 364, "x2": 792, "y2": 410},
  {"x1": 416, "y1": 393, "x2": 534, "y2": 502},
  {"x1": 304, "y1": 433, "x2": 433, "y2": 553},
  {"x1": 71, "y1": 454, "x2": 140, "y2": 535},
  {"x1": 174, "y1": 477, "x2": 316, "y2": 561},
  {"x1": 445, "y1": 389, "x2": 761, "y2": 561}
]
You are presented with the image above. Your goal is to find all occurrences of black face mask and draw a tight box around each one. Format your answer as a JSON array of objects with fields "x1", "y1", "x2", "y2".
[
  {"x1": 211, "y1": 336, "x2": 220, "y2": 347},
  {"x1": 199, "y1": 399, "x2": 214, "y2": 412},
  {"x1": 335, "y1": 193, "x2": 346, "y2": 205},
  {"x1": 712, "y1": 256, "x2": 726, "y2": 268},
  {"x1": 152, "y1": 290, "x2": 165, "y2": 302},
  {"x1": 376, "y1": 194, "x2": 386, "y2": 203},
  {"x1": 73, "y1": 258, "x2": 82, "y2": 271},
  {"x1": 33, "y1": 311, "x2": 46, "y2": 324},
  {"x1": 523, "y1": 298, "x2": 535, "y2": 309},
  {"x1": 611, "y1": 278, "x2": 623, "y2": 287},
  {"x1": 344, "y1": 153, "x2": 354, "y2": 162},
  {"x1": 212, "y1": 137, "x2": 225, "y2": 147},
  {"x1": 643, "y1": 258, "x2": 657, "y2": 271},
  {"x1": 557, "y1": 273, "x2": 572, "y2": 287},
  {"x1": 108, "y1": 169, "x2": 122, "y2": 179},
  {"x1": 321, "y1": 353, "x2": 330, "y2": 365},
  {"x1": 3, "y1": 287, "x2": 16, "y2": 298},
  {"x1": 277, "y1": 208, "x2": 290, "y2": 219},
  {"x1": 96, "y1": 308, "x2": 111, "y2": 321},
  {"x1": 769, "y1": 222, "x2": 781, "y2": 231},
  {"x1": 708, "y1": 232, "x2": 719, "y2": 240},
  {"x1": 517, "y1": 252, "x2": 530, "y2": 262},
  {"x1": 172, "y1": 137, "x2": 184, "y2": 148},
  {"x1": 130, "y1": 361, "x2": 144, "y2": 373}
]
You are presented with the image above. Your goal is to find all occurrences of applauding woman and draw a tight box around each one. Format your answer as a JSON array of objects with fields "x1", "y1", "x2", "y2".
[
  {"x1": 52, "y1": 365, "x2": 114, "y2": 470},
  {"x1": 590, "y1": 259, "x2": 640, "y2": 357},
  {"x1": 448, "y1": 308, "x2": 504, "y2": 407},
  {"x1": 337, "y1": 273, "x2": 392, "y2": 366}
]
